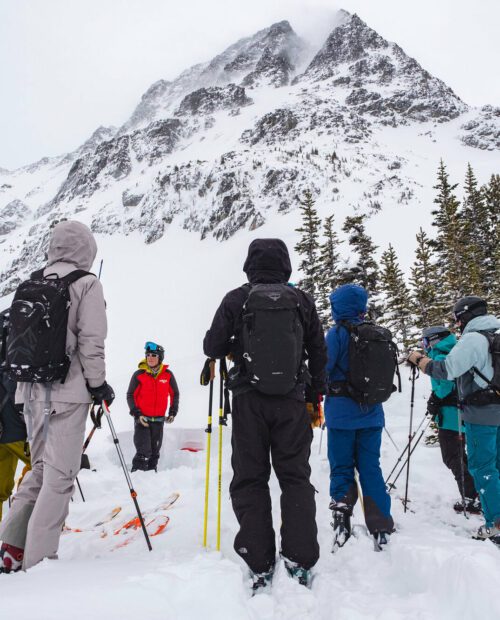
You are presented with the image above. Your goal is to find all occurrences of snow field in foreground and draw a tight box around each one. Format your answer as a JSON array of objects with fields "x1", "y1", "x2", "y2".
[{"x1": 2, "y1": 368, "x2": 500, "y2": 620}]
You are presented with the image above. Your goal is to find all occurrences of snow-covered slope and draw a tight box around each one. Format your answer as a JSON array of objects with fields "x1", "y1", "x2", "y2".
[{"x1": 1, "y1": 9, "x2": 499, "y2": 296}]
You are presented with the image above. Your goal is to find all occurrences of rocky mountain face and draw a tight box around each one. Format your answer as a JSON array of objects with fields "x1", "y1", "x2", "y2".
[
  {"x1": 295, "y1": 11, "x2": 466, "y2": 124},
  {"x1": 1, "y1": 10, "x2": 499, "y2": 295}
]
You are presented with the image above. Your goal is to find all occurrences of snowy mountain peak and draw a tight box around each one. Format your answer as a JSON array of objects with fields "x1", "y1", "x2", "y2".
[{"x1": 296, "y1": 10, "x2": 466, "y2": 124}]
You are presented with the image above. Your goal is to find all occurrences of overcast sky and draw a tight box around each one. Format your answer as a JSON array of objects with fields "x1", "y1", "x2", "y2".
[{"x1": 1, "y1": 0, "x2": 499, "y2": 169}]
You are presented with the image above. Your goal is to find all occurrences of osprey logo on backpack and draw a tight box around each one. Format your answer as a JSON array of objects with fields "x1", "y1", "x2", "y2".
[
  {"x1": 241, "y1": 283, "x2": 304, "y2": 395},
  {"x1": 5, "y1": 269, "x2": 93, "y2": 384}
]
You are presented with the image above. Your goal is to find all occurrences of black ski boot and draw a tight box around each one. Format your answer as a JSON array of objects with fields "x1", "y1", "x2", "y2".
[
  {"x1": 283, "y1": 558, "x2": 312, "y2": 588},
  {"x1": 250, "y1": 570, "x2": 274, "y2": 594},
  {"x1": 453, "y1": 497, "x2": 482, "y2": 515},
  {"x1": 330, "y1": 504, "x2": 352, "y2": 552},
  {"x1": 373, "y1": 531, "x2": 391, "y2": 552}
]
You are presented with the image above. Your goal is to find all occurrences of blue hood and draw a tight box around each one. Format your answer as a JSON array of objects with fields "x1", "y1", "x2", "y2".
[{"x1": 330, "y1": 284, "x2": 368, "y2": 322}]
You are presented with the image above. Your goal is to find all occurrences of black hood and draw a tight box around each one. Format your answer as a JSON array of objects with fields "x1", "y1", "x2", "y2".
[{"x1": 243, "y1": 239, "x2": 292, "y2": 284}]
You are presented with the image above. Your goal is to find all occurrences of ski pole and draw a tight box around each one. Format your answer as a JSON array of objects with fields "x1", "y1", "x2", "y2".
[
  {"x1": 457, "y1": 407, "x2": 468, "y2": 519},
  {"x1": 403, "y1": 366, "x2": 417, "y2": 513},
  {"x1": 388, "y1": 416, "x2": 432, "y2": 491},
  {"x1": 203, "y1": 377, "x2": 214, "y2": 548},
  {"x1": 75, "y1": 476, "x2": 85, "y2": 502},
  {"x1": 216, "y1": 359, "x2": 228, "y2": 551},
  {"x1": 385, "y1": 413, "x2": 428, "y2": 487},
  {"x1": 318, "y1": 422, "x2": 326, "y2": 455},
  {"x1": 102, "y1": 400, "x2": 152, "y2": 551},
  {"x1": 384, "y1": 427, "x2": 400, "y2": 451}
]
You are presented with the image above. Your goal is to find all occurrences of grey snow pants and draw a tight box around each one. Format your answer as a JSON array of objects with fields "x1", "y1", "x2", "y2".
[{"x1": 0, "y1": 400, "x2": 88, "y2": 569}]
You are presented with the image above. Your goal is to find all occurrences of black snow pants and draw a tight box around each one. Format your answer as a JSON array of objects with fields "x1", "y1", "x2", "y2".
[
  {"x1": 439, "y1": 428, "x2": 477, "y2": 499},
  {"x1": 132, "y1": 419, "x2": 164, "y2": 471},
  {"x1": 230, "y1": 390, "x2": 319, "y2": 574}
]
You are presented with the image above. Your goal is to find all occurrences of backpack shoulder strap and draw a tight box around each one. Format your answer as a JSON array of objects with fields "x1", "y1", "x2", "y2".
[
  {"x1": 62, "y1": 270, "x2": 95, "y2": 285},
  {"x1": 30, "y1": 269, "x2": 45, "y2": 280}
]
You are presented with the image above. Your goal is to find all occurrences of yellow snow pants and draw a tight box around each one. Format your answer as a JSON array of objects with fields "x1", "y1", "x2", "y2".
[{"x1": 0, "y1": 442, "x2": 31, "y2": 521}]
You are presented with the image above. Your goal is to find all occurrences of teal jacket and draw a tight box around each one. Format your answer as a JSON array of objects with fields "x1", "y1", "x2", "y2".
[{"x1": 427, "y1": 334, "x2": 459, "y2": 432}]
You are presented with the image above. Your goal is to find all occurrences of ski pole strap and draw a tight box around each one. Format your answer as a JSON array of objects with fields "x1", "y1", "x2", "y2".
[{"x1": 90, "y1": 404, "x2": 103, "y2": 429}]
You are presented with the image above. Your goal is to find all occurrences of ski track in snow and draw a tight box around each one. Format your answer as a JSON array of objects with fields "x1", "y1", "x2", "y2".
[{"x1": 2, "y1": 363, "x2": 500, "y2": 620}]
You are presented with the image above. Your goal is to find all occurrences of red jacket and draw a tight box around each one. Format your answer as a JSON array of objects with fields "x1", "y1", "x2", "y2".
[{"x1": 126, "y1": 361, "x2": 180, "y2": 418}]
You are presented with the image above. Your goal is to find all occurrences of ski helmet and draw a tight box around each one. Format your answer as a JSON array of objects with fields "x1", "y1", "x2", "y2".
[
  {"x1": 452, "y1": 296, "x2": 487, "y2": 331},
  {"x1": 145, "y1": 341, "x2": 165, "y2": 362},
  {"x1": 421, "y1": 326, "x2": 451, "y2": 350}
]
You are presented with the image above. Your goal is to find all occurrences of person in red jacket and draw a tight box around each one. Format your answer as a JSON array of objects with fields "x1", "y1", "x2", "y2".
[{"x1": 127, "y1": 342, "x2": 179, "y2": 472}]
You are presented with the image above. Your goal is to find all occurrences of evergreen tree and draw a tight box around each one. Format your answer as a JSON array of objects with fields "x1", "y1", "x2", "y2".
[
  {"x1": 460, "y1": 163, "x2": 487, "y2": 295},
  {"x1": 483, "y1": 174, "x2": 500, "y2": 311},
  {"x1": 410, "y1": 228, "x2": 442, "y2": 328},
  {"x1": 317, "y1": 214, "x2": 341, "y2": 330},
  {"x1": 431, "y1": 160, "x2": 466, "y2": 311},
  {"x1": 294, "y1": 190, "x2": 321, "y2": 297},
  {"x1": 338, "y1": 215, "x2": 381, "y2": 318},
  {"x1": 380, "y1": 244, "x2": 416, "y2": 348}
]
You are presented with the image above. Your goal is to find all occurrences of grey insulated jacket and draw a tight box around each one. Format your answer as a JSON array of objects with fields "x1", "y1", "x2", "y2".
[
  {"x1": 425, "y1": 315, "x2": 500, "y2": 425},
  {"x1": 16, "y1": 221, "x2": 107, "y2": 404}
]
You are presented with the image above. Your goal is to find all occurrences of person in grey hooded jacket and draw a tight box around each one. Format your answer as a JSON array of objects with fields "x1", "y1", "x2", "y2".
[
  {"x1": 0, "y1": 220, "x2": 113, "y2": 573},
  {"x1": 408, "y1": 296, "x2": 500, "y2": 540}
]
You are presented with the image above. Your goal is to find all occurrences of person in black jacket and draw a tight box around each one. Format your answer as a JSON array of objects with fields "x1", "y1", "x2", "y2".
[
  {"x1": 202, "y1": 238, "x2": 327, "y2": 590},
  {"x1": 0, "y1": 370, "x2": 31, "y2": 521}
]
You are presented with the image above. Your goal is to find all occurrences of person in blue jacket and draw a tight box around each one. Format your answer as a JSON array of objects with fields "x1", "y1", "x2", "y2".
[
  {"x1": 421, "y1": 326, "x2": 479, "y2": 513},
  {"x1": 409, "y1": 296, "x2": 500, "y2": 541},
  {"x1": 325, "y1": 284, "x2": 394, "y2": 548}
]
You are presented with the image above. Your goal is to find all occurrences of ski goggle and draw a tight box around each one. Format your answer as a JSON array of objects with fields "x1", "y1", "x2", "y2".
[
  {"x1": 421, "y1": 332, "x2": 449, "y2": 350},
  {"x1": 145, "y1": 341, "x2": 162, "y2": 353}
]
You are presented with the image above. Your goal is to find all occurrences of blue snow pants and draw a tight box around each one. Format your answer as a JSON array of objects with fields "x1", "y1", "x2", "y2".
[
  {"x1": 464, "y1": 422, "x2": 500, "y2": 527},
  {"x1": 328, "y1": 427, "x2": 394, "y2": 534}
]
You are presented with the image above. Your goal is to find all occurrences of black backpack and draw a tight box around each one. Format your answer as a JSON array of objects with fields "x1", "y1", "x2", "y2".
[
  {"x1": 0, "y1": 308, "x2": 9, "y2": 368},
  {"x1": 337, "y1": 321, "x2": 401, "y2": 406},
  {"x1": 466, "y1": 330, "x2": 500, "y2": 405},
  {"x1": 5, "y1": 269, "x2": 92, "y2": 383},
  {"x1": 241, "y1": 283, "x2": 304, "y2": 395}
]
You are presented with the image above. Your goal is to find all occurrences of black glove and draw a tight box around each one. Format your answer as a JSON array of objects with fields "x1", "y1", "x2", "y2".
[
  {"x1": 426, "y1": 393, "x2": 441, "y2": 420},
  {"x1": 87, "y1": 381, "x2": 115, "y2": 406},
  {"x1": 305, "y1": 384, "x2": 321, "y2": 408},
  {"x1": 130, "y1": 407, "x2": 141, "y2": 418},
  {"x1": 200, "y1": 358, "x2": 215, "y2": 386}
]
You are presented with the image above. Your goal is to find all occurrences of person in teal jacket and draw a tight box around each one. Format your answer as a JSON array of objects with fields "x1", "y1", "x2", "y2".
[
  {"x1": 409, "y1": 297, "x2": 500, "y2": 540},
  {"x1": 422, "y1": 326, "x2": 479, "y2": 513}
]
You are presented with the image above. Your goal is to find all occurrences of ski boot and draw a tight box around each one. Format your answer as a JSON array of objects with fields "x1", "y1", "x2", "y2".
[
  {"x1": 283, "y1": 558, "x2": 312, "y2": 588},
  {"x1": 250, "y1": 569, "x2": 274, "y2": 594},
  {"x1": 453, "y1": 497, "x2": 482, "y2": 515},
  {"x1": 373, "y1": 531, "x2": 391, "y2": 552},
  {"x1": 474, "y1": 522, "x2": 500, "y2": 541},
  {"x1": 330, "y1": 500, "x2": 352, "y2": 552},
  {"x1": 0, "y1": 543, "x2": 24, "y2": 574}
]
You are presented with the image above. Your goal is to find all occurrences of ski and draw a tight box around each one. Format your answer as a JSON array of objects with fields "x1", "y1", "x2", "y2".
[
  {"x1": 113, "y1": 514, "x2": 170, "y2": 550},
  {"x1": 112, "y1": 492, "x2": 180, "y2": 537},
  {"x1": 63, "y1": 506, "x2": 122, "y2": 533}
]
